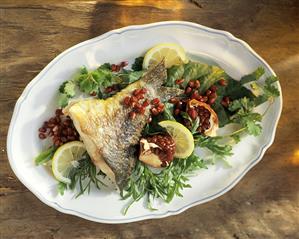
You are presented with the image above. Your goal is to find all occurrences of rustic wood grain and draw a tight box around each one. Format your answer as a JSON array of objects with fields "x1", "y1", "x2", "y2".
[{"x1": 1, "y1": 1, "x2": 299, "y2": 238}]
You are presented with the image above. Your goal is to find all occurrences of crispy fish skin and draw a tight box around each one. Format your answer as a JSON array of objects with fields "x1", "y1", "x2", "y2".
[{"x1": 64, "y1": 62, "x2": 183, "y2": 189}]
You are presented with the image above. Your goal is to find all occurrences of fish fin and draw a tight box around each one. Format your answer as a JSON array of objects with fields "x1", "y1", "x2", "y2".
[
  {"x1": 158, "y1": 86, "x2": 184, "y2": 102},
  {"x1": 142, "y1": 61, "x2": 167, "y2": 87}
]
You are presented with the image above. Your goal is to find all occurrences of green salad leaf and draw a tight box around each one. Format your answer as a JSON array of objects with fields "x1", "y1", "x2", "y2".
[
  {"x1": 183, "y1": 61, "x2": 211, "y2": 82},
  {"x1": 118, "y1": 70, "x2": 144, "y2": 87},
  {"x1": 166, "y1": 65, "x2": 184, "y2": 87},
  {"x1": 198, "y1": 66, "x2": 225, "y2": 94},
  {"x1": 240, "y1": 67, "x2": 265, "y2": 85}
]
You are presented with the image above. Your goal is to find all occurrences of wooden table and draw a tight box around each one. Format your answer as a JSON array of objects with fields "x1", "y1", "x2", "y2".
[{"x1": 1, "y1": 1, "x2": 299, "y2": 238}]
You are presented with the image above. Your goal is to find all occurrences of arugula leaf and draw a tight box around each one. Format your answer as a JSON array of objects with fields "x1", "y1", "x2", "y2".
[
  {"x1": 240, "y1": 67, "x2": 265, "y2": 85},
  {"x1": 34, "y1": 146, "x2": 56, "y2": 165},
  {"x1": 194, "y1": 134, "x2": 233, "y2": 158},
  {"x1": 131, "y1": 57, "x2": 144, "y2": 71}
]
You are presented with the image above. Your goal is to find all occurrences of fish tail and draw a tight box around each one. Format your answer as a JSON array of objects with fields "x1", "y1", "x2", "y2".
[
  {"x1": 142, "y1": 60, "x2": 167, "y2": 87},
  {"x1": 158, "y1": 86, "x2": 184, "y2": 102}
]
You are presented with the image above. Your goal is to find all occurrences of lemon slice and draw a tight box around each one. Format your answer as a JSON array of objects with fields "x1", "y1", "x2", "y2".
[
  {"x1": 143, "y1": 43, "x2": 189, "y2": 69},
  {"x1": 52, "y1": 141, "x2": 86, "y2": 184},
  {"x1": 159, "y1": 120, "x2": 194, "y2": 158}
]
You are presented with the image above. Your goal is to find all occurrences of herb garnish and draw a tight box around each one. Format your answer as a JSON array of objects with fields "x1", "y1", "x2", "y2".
[
  {"x1": 121, "y1": 153, "x2": 209, "y2": 214},
  {"x1": 58, "y1": 154, "x2": 106, "y2": 197}
]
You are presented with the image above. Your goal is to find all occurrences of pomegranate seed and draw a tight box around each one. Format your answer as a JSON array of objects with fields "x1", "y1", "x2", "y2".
[
  {"x1": 115, "y1": 65, "x2": 121, "y2": 72},
  {"x1": 123, "y1": 96, "x2": 131, "y2": 106},
  {"x1": 175, "y1": 79, "x2": 184, "y2": 85},
  {"x1": 139, "y1": 107, "x2": 146, "y2": 114},
  {"x1": 194, "y1": 80, "x2": 200, "y2": 89},
  {"x1": 210, "y1": 85, "x2": 218, "y2": 92},
  {"x1": 174, "y1": 108, "x2": 180, "y2": 115},
  {"x1": 205, "y1": 90, "x2": 212, "y2": 96},
  {"x1": 151, "y1": 108, "x2": 159, "y2": 116},
  {"x1": 130, "y1": 96, "x2": 138, "y2": 103},
  {"x1": 55, "y1": 109, "x2": 63, "y2": 116},
  {"x1": 140, "y1": 88, "x2": 147, "y2": 94},
  {"x1": 148, "y1": 116, "x2": 152, "y2": 123},
  {"x1": 169, "y1": 98, "x2": 178, "y2": 104},
  {"x1": 191, "y1": 91, "x2": 199, "y2": 99},
  {"x1": 105, "y1": 87, "x2": 113, "y2": 93},
  {"x1": 111, "y1": 64, "x2": 117, "y2": 71},
  {"x1": 221, "y1": 100, "x2": 228, "y2": 107},
  {"x1": 219, "y1": 79, "x2": 227, "y2": 86},
  {"x1": 210, "y1": 92, "x2": 217, "y2": 99},
  {"x1": 129, "y1": 111, "x2": 136, "y2": 119},
  {"x1": 90, "y1": 91, "x2": 97, "y2": 96},
  {"x1": 137, "y1": 94, "x2": 145, "y2": 100},
  {"x1": 49, "y1": 117, "x2": 56, "y2": 124},
  {"x1": 223, "y1": 96, "x2": 230, "y2": 104},
  {"x1": 188, "y1": 80, "x2": 195, "y2": 88},
  {"x1": 157, "y1": 103, "x2": 165, "y2": 112},
  {"x1": 188, "y1": 109, "x2": 198, "y2": 120},
  {"x1": 130, "y1": 102, "x2": 136, "y2": 108},
  {"x1": 39, "y1": 133, "x2": 46, "y2": 139},
  {"x1": 151, "y1": 98, "x2": 160, "y2": 105},
  {"x1": 134, "y1": 103, "x2": 142, "y2": 111},
  {"x1": 142, "y1": 99, "x2": 150, "y2": 107},
  {"x1": 120, "y1": 61, "x2": 128, "y2": 67},
  {"x1": 202, "y1": 96, "x2": 208, "y2": 102},
  {"x1": 133, "y1": 89, "x2": 141, "y2": 96},
  {"x1": 208, "y1": 98, "x2": 216, "y2": 105},
  {"x1": 185, "y1": 87, "x2": 192, "y2": 94},
  {"x1": 38, "y1": 127, "x2": 46, "y2": 133},
  {"x1": 175, "y1": 101, "x2": 183, "y2": 109}
]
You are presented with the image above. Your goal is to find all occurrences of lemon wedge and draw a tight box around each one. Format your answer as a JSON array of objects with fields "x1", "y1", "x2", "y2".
[
  {"x1": 159, "y1": 120, "x2": 194, "y2": 158},
  {"x1": 143, "y1": 43, "x2": 188, "y2": 69},
  {"x1": 52, "y1": 141, "x2": 86, "y2": 184}
]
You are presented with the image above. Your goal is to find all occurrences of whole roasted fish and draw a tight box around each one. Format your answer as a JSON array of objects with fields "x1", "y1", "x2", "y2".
[{"x1": 63, "y1": 62, "x2": 183, "y2": 189}]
